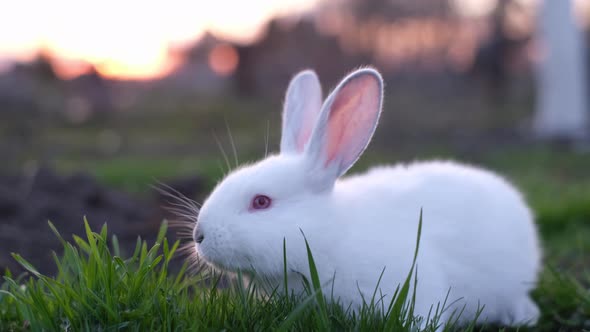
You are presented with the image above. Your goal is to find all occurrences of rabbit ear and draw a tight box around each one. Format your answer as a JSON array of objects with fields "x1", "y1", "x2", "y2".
[
  {"x1": 304, "y1": 68, "x2": 383, "y2": 191},
  {"x1": 280, "y1": 70, "x2": 323, "y2": 154}
]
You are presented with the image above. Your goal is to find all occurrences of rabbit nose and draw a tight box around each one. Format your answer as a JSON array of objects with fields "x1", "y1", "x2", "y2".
[{"x1": 193, "y1": 226, "x2": 205, "y2": 244}]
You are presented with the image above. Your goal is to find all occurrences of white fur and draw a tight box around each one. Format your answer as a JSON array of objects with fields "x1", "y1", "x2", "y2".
[{"x1": 194, "y1": 68, "x2": 542, "y2": 329}]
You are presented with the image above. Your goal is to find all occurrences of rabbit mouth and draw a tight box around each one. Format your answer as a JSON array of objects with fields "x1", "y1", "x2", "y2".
[{"x1": 196, "y1": 243, "x2": 240, "y2": 271}]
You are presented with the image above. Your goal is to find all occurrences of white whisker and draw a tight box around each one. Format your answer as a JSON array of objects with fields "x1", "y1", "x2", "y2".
[
  {"x1": 166, "y1": 210, "x2": 198, "y2": 221},
  {"x1": 153, "y1": 182, "x2": 201, "y2": 208},
  {"x1": 265, "y1": 119, "x2": 270, "y2": 158},
  {"x1": 224, "y1": 117, "x2": 239, "y2": 168},
  {"x1": 152, "y1": 182, "x2": 206, "y2": 266},
  {"x1": 213, "y1": 131, "x2": 232, "y2": 172},
  {"x1": 216, "y1": 161, "x2": 227, "y2": 177}
]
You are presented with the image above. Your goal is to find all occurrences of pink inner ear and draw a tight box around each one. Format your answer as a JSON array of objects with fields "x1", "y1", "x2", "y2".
[{"x1": 325, "y1": 75, "x2": 380, "y2": 168}]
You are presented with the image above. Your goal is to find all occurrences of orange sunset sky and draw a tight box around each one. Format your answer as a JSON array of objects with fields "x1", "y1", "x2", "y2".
[{"x1": 0, "y1": 0, "x2": 586, "y2": 80}]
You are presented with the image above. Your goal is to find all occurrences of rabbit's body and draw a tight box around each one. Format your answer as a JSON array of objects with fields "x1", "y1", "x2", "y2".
[
  {"x1": 193, "y1": 69, "x2": 541, "y2": 329},
  {"x1": 297, "y1": 161, "x2": 540, "y2": 325}
]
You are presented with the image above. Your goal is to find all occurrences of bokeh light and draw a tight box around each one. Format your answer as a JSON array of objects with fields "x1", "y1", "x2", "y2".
[{"x1": 208, "y1": 44, "x2": 239, "y2": 76}]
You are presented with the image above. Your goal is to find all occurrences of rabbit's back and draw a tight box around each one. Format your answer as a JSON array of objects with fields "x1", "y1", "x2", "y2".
[
  {"x1": 334, "y1": 160, "x2": 541, "y2": 324},
  {"x1": 340, "y1": 160, "x2": 535, "y2": 237},
  {"x1": 338, "y1": 160, "x2": 540, "y2": 270}
]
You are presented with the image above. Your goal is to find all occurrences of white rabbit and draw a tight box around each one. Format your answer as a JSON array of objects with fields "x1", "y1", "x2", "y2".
[{"x1": 193, "y1": 68, "x2": 542, "y2": 329}]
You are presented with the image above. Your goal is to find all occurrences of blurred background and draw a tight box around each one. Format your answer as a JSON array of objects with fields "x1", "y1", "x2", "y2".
[{"x1": 0, "y1": 0, "x2": 589, "y2": 275}]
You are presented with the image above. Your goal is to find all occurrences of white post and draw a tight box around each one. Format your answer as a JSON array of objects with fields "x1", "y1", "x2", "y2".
[{"x1": 534, "y1": 0, "x2": 589, "y2": 140}]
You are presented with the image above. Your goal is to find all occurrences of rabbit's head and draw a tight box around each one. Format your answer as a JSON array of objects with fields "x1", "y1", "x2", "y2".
[{"x1": 194, "y1": 68, "x2": 383, "y2": 277}]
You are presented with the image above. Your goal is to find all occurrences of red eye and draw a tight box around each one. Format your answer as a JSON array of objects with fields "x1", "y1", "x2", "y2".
[{"x1": 251, "y1": 195, "x2": 271, "y2": 210}]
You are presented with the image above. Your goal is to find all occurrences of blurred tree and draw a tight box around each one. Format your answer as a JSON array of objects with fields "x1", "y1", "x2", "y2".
[
  {"x1": 66, "y1": 65, "x2": 114, "y2": 119},
  {"x1": 471, "y1": 0, "x2": 531, "y2": 105},
  {"x1": 30, "y1": 52, "x2": 59, "y2": 83},
  {"x1": 232, "y1": 18, "x2": 362, "y2": 97}
]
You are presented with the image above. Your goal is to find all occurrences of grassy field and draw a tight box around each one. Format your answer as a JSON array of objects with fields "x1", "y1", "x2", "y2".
[
  {"x1": 1, "y1": 99, "x2": 589, "y2": 331},
  {"x1": 0, "y1": 146, "x2": 589, "y2": 331},
  {"x1": 0, "y1": 213, "x2": 587, "y2": 332}
]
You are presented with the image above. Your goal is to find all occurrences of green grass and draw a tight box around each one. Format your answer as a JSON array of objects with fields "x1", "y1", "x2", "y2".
[
  {"x1": 1, "y1": 209, "x2": 589, "y2": 331},
  {"x1": 55, "y1": 157, "x2": 225, "y2": 195},
  {"x1": 0, "y1": 216, "x2": 456, "y2": 332},
  {"x1": 3, "y1": 111, "x2": 590, "y2": 331}
]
